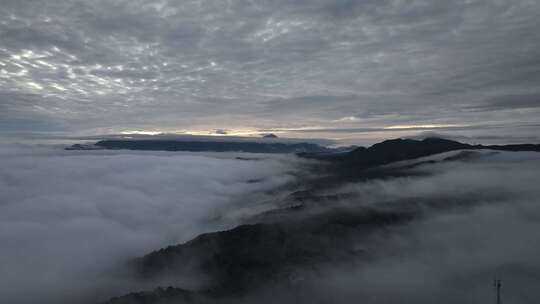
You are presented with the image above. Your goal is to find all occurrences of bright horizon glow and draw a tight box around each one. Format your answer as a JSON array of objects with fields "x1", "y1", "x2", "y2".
[
  {"x1": 120, "y1": 130, "x2": 164, "y2": 136},
  {"x1": 119, "y1": 129, "x2": 275, "y2": 137},
  {"x1": 384, "y1": 124, "x2": 469, "y2": 130}
]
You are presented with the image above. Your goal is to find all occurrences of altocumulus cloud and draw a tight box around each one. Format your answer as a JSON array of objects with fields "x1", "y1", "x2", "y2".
[
  {"x1": 0, "y1": 0, "x2": 539, "y2": 140},
  {"x1": 0, "y1": 144, "x2": 307, "y2": 304}
]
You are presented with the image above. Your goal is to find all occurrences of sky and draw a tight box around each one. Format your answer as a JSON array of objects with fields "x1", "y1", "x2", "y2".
[{"x1": 1, "y1": 0, "x2": 540, "y2": 144}]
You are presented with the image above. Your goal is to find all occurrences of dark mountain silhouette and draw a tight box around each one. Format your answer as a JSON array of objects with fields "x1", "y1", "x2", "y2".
[
  {"x1": 67, "y1": 139, "x2": 329, "y2": 154},
  {"x1": 105, "y1": 287, "x2": 205, "y2": 304},
  {"x1": 300, "y1": 137, "x2": 540, "y2": 168},
  {"x1": 125, "y1": 206, "x2": 416, "y2": 301},
  {"x1": 66, "y1": 137, "x2": 540, "y2": 157},
  {"x1": 262, "y1": 133, "x2": 278, "y2": 138}
]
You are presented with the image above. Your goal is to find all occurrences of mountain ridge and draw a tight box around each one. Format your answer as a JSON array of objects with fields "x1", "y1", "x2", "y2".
[
  {"x1": 301, "y1": 137, "x2": 540, "y2": 168},
  {"x1": 66, "y1": 139, "x2": 331, "y2": 154},
  {"x1": 66, "y1": 137, "x2": 540, "y2": 157}
]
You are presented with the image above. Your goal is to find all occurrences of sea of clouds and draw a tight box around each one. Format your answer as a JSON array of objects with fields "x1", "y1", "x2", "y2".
[
  {"x1": 1, "y1": 145, "x2": 540, "y2": 304},
  {"x1": 311, "y1": 151, "x2": 540, "y2": 304},
  {"x1": 0, "y1": 144, "x2": 309, "y2": 303},
  {"x1": 250, "y1": 151, "x2": 540, "y2": 304}
]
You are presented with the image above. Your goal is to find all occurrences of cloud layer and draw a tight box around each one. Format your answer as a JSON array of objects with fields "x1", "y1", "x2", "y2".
[
  {"x1": 1, "y1": 0, "x2": 539, "y2": 141},
  {"x1": 1, "y1": 144, "x2": 540, "y2": 303},
  {"x1": 0, "y1": 145, "x2": 305, "y2": 303},
  {"x1": 241, "y1": 151, "x2": 540, "y2": 304}
]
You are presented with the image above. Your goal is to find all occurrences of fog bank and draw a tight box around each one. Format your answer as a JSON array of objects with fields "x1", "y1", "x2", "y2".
[{"x1": 0, "y1": 145, "x2": 307, "y2": 303}]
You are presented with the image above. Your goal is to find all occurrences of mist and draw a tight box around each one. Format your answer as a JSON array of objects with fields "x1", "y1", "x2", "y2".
[
  {"x1": 2, "y1": 145, "x2": 540, "y2": 304},
  {"x1": 0, "y1": 144, "x2": 308, "y2": 304},
  {"x1": 252, "y1": 151, "x2": 540, "y2": 304}
]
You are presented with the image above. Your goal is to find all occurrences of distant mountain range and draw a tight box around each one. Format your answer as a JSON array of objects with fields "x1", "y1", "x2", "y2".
[
  {"x1": 300, "y1": 137, "x2": 540, "y2": 167},
  {"x1": 66, "y1": 137, "x2": 540, "y2": 158},
  {"x1": 66, "y1": 139, "x2": 332, "y2": 154}
]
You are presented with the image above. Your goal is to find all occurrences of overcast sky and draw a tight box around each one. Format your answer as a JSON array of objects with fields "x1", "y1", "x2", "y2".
[{"x1": 1, "y1": 0, "x2": 540, "y2": 143}]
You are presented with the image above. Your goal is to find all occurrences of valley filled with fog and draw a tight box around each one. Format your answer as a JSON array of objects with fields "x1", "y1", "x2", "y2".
[
  {"x1": 1, "y1": 144, "x2": 539, "y2": 304},
  {"x1": 0, "y1": 145, "x2": 309, "y2": 303}
]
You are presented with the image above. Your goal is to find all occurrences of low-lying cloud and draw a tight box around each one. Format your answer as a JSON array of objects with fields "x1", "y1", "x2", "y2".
[
  {"x1": 0, "y1": 145, "x2": 308, "y2": 303},
  {"x1": 270, "y1": 151, "x2": 540, "y2": 304},
  {"x1": 2, "y1": 146, "x2": 540, "y2": 304}
]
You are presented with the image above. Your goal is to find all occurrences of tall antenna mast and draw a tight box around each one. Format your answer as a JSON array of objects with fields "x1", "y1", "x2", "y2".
[{"x1": 493, "y1": 279, "x2": 501, "y2": 304}]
